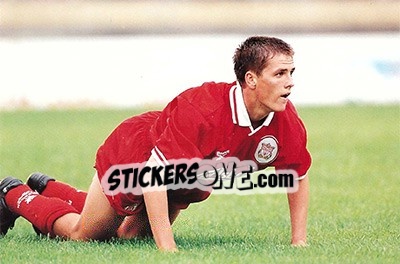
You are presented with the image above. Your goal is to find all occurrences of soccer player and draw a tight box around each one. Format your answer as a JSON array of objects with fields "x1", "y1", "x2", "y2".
[{"x1": 0, "y1": 36, "x2": 311, "y2": 251}]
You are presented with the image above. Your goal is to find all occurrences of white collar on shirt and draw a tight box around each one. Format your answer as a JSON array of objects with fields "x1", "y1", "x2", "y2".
[{"x1": 229, "y1": 82, "x2": 274, "y2": 135}]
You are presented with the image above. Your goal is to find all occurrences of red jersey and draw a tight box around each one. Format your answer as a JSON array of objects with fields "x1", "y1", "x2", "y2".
[
  {"x1": 95, "y1": 81, "x2": 311, "y2": 215},
  {"x1": 149, "y1": 82, "x2": 311, "y2": 177}
]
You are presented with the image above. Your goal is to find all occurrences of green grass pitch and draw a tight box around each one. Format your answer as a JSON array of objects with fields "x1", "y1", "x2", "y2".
[{"x1": 0, "y1": 104, "x2": 399, "y2": 263}]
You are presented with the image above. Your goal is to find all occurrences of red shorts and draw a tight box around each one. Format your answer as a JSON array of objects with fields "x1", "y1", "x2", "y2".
[{"x1": 95, "y1": 111, "x2": 211, "y2": 216}]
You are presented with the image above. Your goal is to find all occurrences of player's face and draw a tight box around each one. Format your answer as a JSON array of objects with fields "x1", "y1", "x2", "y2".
[{"x1": 254, "y1": 53, "x2": 295, "y2": 113}]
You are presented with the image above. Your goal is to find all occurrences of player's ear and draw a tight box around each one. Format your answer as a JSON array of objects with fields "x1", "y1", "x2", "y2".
[{"x1": 244, "y1": 71, "x2": 257, "y2": 89}]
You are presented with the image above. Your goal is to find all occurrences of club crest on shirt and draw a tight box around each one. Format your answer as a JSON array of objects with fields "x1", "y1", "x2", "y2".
[{"x1": 255, "y1": 136, "x2": 278, "y2": 164}]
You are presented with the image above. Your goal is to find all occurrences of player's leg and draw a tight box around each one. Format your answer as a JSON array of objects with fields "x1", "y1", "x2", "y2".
[
  {"x1": 117, "y1": 207, "x2": 181, "y2": 239},
  {"x1": 0, "y1": 177, "x2": 24, "y2": 236},
  {"x1": 0, "y1": 176, "x2": 80, "y2": 237},
  {"x1": 52, "y1": 174, "x2": 125, "y2": 240},
  {"x1": 27, "y1": 172, "x2": 87, "y2": 213},
  {"x1": 1, "y1": 175, "x2": 124, "y2": 240},
  {"x1": 116, "y1": 187, "x2": 213, "y2": 239}
]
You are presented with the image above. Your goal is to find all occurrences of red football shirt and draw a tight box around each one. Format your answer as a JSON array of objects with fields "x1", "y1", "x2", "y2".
[
  {"x1": 95, "y1": 81, "x2": 312, "y2": 213},
  {"x1": 150, "y1": 81, "x2": 311, "y2": 177}
]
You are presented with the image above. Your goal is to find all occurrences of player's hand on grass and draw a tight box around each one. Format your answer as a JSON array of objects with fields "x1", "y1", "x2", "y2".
[
  {"x1": 291, "y1": 239, "x2": 308, "y2": 247},
  {"x1": 159, "y1": 244, "x2": 179, "y2": 253}
]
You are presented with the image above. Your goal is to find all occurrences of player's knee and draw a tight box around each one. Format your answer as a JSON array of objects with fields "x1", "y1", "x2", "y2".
[
  {"x1": 52, "y1": 214, "x2": 105, "y2": 241},
  {"x1": 69, "y1": 230, "x2": 87, "y2": 241},
  {"x1": 70, "y1": 219, "x2": 120, "y2": 241}
]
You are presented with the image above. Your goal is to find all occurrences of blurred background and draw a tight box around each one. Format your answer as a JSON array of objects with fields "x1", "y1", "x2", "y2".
[{"x1": 0, "y1": 0, "x2": 399, "y2": 109}]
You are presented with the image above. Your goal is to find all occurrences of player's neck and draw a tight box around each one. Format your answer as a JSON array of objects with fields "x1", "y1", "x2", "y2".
[
  {"x1": 242, "y1": 88, "x2": 272, "y2": 126},
  {"x1": 244, "y1": 93, "x2": 272, "y2": 125},
  {"x1": 250, "y1": 118, "x2": 266, "y2": 129}
]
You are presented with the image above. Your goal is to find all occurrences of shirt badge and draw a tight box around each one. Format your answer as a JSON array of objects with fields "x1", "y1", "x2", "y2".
[{"x1": 255, "y1": 136, "x2": 278, "y2": 164}]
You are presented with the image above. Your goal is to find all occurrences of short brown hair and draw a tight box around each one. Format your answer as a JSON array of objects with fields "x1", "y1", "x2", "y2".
[{"x1": 233, "y1": 36, "x2": 294, "y2": 85}]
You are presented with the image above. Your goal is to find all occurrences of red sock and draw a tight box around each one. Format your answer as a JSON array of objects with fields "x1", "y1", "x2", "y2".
[
  {"x1": 41, "y1": 181, "x2": 87, "y2": 213},
  {"x1": 5, "y1": 184, "x2": 78, "y2": 237}
]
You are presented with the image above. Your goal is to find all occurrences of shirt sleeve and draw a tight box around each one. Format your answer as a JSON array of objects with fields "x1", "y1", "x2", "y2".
[
  {"x1": 151, "y1": 96, "x2": 212, "y2": 165},
  {"x1": 290, "y1": 116, "x2": 312, "y2": 178},
  {"x1": 280, "y1": 101, "x2": 312, "y2": 179},
  {"x1": 293, "y1": 147, "x2": 312, "y2": 178},
  {"x1": 275, "y1": 142, "x2": 311, "y2": 180}
]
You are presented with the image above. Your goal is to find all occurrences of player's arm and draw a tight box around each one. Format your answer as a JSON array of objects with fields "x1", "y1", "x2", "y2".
[
  {"x1": 287, "y1": 175, "x2": 309, "y2": 246},
  {"x1": 142, "y1": 156, "x2": 177, "y2": 252}
]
